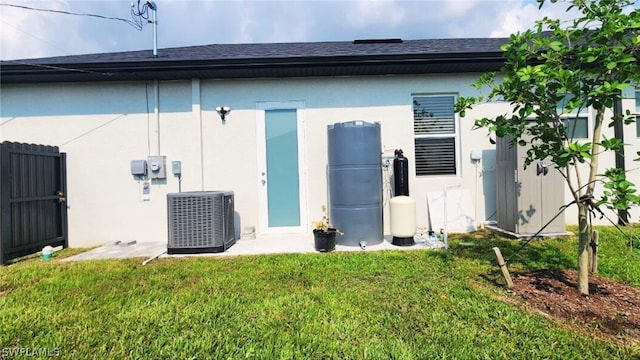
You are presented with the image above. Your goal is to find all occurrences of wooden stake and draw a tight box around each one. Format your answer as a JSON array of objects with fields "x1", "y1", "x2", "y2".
[
  {"x1": 493, "y1": 247, "x2": 513, "y2": 288},
  {"x1": 590, "y1": 230, "x2": 599, "y2": 274}
]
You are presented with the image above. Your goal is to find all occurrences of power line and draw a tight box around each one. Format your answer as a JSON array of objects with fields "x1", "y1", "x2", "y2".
[
  {"x1": 0, "y1": 3, "x2": 144, "y2": 30},
  {"x1": 0, "y1": 19, "x2": 71, "y2": 55}
]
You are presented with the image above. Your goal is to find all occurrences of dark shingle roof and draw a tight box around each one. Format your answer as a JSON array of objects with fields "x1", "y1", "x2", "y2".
[{"x1": 0, "y1": 38, "x2": 508, "y2": 83}]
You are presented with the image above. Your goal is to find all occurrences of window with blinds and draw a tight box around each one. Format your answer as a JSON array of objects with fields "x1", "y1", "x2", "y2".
[{"x1": 413, "y1": 95, "x2": 457, "y2": 176}]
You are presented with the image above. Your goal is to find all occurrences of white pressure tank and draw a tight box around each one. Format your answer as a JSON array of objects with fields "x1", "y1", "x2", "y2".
[{"x1": 390, "y1": 195, "x2": 416, "y2": 246}]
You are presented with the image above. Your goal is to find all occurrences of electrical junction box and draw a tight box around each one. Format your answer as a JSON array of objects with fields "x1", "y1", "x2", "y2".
[
  {"x1": 470, "y1": 148, "x2": 483, "y2": 161},
  {"x1": 142, "y1": 181, "x2": 151, "y2": 201},
  {"x1": 172, "y1": 161, "x2": 182, "y2": 176},
  {"x1": 130, "y1": 160, "x2": 148, "y2": 176},
  {"x1": 147, "y1": 155, "x2": 166, "y2": 179}
]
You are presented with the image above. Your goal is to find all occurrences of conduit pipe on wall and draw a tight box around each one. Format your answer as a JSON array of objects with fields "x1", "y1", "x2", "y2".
[
  {"x1": 191, "y1": 78, "x2": 204, "y2": 191},
  {"x1": 154, "y1": 80, "x2": 160, "y2": 154},
  {"x1": 441, "y1": 183, "x2": 462, "y2": 249}
]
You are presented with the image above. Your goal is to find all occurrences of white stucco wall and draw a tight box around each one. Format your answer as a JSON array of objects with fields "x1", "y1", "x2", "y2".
[{"x1": 1, "y1": 75, "x2": 638, "y2": 247}]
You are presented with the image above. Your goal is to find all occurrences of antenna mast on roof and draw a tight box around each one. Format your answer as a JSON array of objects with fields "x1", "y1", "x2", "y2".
[
  {"x1": 131, "y1": 1, "x2": 158, "y2": 57},
  {"x1": 149, "y1": 1, "x2": 157, "y2": 57}
]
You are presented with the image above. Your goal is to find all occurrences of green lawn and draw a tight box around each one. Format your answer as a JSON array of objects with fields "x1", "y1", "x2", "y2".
[{"x1": 1, "y1": 226, "x2": 638, "y2": 359}]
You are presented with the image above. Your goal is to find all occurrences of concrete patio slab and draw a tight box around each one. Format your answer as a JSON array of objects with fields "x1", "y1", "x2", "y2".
[{"x1": 61, "y1": 234, "x2": 446, "y2": 263}]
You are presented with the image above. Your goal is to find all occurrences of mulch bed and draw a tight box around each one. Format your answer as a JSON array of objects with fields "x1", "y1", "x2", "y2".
[{"x1": 509, "y1": 269, "x2": 640, "y2": 345}]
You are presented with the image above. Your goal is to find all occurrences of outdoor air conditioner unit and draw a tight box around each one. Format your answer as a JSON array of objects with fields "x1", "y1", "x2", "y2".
[{"x1": 167, "y1": 191, "x2": 236, "y2": 254}]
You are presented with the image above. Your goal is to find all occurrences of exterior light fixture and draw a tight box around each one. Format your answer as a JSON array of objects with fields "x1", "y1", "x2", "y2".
[{"x1": 216, "y1": 106, "x2": 231, "y2": 121}]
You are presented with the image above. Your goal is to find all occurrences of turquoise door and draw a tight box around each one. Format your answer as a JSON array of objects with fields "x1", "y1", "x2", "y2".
[
  {"x1": 262, "y1": 108, "x2": 302, "y2": 228},
  {"x1": 257, "y1": 102, "x2": 307, "y2": 234}
]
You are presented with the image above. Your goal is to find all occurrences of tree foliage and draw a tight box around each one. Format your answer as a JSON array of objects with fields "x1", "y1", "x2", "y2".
[{"x1": 455, "y1": 0, "x2": 640, "y2": 294}]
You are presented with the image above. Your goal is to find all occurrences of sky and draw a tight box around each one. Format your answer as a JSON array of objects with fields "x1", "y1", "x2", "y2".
[{"x1": 0, "y1": 0, "x2": 577, "y2": 60}]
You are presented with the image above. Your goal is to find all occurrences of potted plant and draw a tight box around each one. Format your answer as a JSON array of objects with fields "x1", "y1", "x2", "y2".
[{"x1": 312, "y1": 205, "x2": 341, "y2": 252}]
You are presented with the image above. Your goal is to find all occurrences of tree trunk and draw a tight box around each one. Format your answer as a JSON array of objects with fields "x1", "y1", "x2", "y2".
[
  {"x1": 576, "y1": 105, "x2": 605, "y2": 296},
  {"x1": 577, "y1": 202, "x2": 590, "y2": 295}
]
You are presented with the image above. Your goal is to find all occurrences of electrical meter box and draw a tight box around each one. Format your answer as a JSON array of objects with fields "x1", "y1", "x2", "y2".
[{"x1": 147, "y1": 156, "x2": 167, "y2": 179}]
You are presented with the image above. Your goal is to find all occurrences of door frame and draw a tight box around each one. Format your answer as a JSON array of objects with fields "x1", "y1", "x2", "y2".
[{"x1": 256, "y1": 101, "x2": 308, "y2": 234}]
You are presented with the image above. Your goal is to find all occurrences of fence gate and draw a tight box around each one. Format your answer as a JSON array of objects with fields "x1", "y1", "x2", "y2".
[{"x1": 0, "y1": 142, "x2": 68, "y2": 264}]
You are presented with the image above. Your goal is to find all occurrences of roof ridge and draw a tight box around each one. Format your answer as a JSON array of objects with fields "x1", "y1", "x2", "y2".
[
  {"x1": 1, "y1": 37, "x2": 508, "y2": 83},
  {"x1": 3, "y1": 37, "x2": 509, "y2": 63}
]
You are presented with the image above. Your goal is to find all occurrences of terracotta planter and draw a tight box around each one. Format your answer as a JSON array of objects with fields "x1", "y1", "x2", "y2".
[{"x1": 313, "y1": 228, "x2": 337, "y2": 252}]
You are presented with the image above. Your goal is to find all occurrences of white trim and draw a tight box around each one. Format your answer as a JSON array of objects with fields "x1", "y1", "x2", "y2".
[
  {"x1": 256, "y1": 101, "x2": 305, "y2": 111},
  {"x1": 256, "y1": 101, "x2": 308, "y2": 235}
]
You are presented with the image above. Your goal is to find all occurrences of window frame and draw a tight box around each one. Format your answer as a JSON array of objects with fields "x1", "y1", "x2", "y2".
[
  {"x1": 412, "y1": 94, "x2": 460, "y2": 177},
  {"x1": 562, "y1": 116, "x2": 589, "y2": 139},
  {"x1": 556, "y1": 94, "x2": 589, "y2": 139}
]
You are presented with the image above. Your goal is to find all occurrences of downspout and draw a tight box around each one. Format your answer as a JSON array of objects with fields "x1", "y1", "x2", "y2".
[
  {"x1": 191, "y1": 78, "x2": 204, "y2": 190},
  {"x1": 613, "y1": 97, "x2": 627, "y2": 225}
]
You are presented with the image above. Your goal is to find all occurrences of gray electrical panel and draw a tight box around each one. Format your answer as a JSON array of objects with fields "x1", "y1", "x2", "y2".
[
  {"x1": 495, "y1": 135, "x2": 566, "y2": 235},
  {"x1": 130, "y1": 160, "x2": 147, "y2": 176}
]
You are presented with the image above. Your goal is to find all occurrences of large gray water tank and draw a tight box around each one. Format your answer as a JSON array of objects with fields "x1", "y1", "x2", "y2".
[{"x1": 328, "y1": 121, "x2": 383, "y2": 246}]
